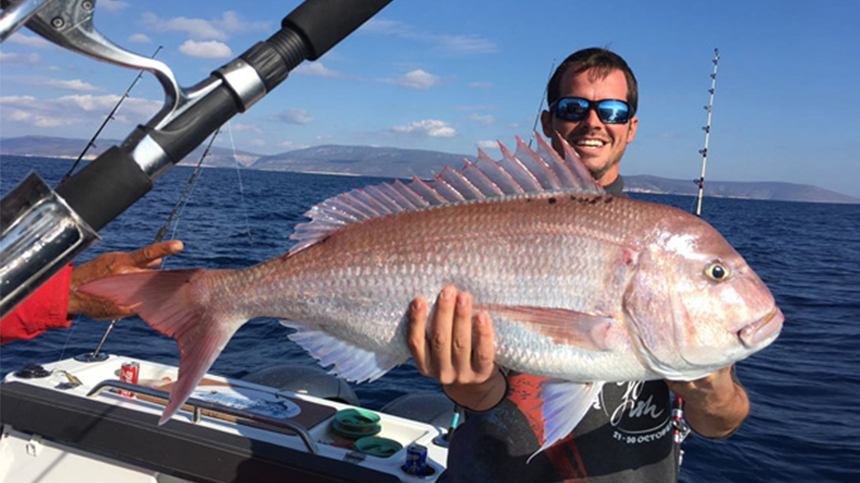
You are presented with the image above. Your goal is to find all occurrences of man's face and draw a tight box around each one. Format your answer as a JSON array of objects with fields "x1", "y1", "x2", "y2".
[{"x1": 541, "y1": 68, "x2": 639, "y2": 186}]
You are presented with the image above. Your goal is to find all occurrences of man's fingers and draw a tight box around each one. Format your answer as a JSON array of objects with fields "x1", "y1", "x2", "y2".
[
  {"x1": 129, "y1": 240, "x2": 184, "y2": 267},
  {"x1": 472, "y1": 312, "x2": 496, "y2": 378},
  {"x1": 429, "y1": 286, "x2": 457, "y2": 380},
  {"x1": 407, "y1": 298, "x2": 430, "y2": 375},
  {"x1": 451, "y1": 291, "x2": 473, "y2": 374}
]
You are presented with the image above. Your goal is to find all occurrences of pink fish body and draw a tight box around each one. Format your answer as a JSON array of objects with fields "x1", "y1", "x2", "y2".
[{"x1": 82, "y1": 134, "x2": 783, "y2": 453}]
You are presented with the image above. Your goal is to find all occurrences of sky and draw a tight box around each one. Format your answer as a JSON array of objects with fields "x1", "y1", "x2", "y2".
[{"x1": 2, "y1": 0, "x2": 859, "y2": 198}]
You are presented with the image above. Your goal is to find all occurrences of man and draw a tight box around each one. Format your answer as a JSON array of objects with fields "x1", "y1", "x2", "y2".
[
  {"x1": 1, "y1": 240, "x2": 184, "y2": 343},
  {"x1": 407, "y1": 48, "x2": 749, "y2": 482}
]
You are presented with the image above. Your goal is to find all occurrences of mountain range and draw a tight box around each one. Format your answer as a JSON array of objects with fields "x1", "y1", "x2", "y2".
[{"x1": 2, "y1": 135, "x2": 857, "y2": 204}]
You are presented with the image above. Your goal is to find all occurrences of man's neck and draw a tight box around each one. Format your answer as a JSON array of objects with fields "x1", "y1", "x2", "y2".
[{"x1": 602, "y1": 175, "x2": 625, "y2": 197}]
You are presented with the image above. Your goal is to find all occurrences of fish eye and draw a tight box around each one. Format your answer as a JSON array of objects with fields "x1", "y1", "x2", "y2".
[{"x1": 705, "y1": 262, "x2": 730, "y2": 282}]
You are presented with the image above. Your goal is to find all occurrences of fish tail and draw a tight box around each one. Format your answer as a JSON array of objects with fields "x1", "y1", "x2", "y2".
[{"x1": 80, "y1": 269, "x2": 247, "y2": 424}]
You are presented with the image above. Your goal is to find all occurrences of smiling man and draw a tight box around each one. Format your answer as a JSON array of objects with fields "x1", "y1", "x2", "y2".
[
  {"x1": 540, "y1": 50, "x2": 638, "y2": 190},
  {"x1": 407, "y1": 48, "x2": 750, "y2": 482}
]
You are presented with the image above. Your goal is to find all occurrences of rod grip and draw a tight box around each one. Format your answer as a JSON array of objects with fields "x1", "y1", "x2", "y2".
[
  {"x1": 282, "y1": 0, "x2": 394, "y2": 60},
  {"x1": 55, "y1": 147, "x2": 153, "y2": 232}
]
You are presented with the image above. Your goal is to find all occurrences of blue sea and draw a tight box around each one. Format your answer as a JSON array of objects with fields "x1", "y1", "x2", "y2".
[{"x1": 2, "y1": 155, "x2": 858, "y2": 482}]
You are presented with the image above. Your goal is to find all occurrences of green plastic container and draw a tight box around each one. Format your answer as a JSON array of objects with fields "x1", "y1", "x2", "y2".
[
  {"x1": 331, "y1": 408, "x2": 382, "y2": 439},
  {"x1": 355, "y1": 436, "x2": 403, "y2": 458}
]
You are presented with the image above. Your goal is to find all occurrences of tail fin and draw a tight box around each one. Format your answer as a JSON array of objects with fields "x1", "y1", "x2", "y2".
[{"x1": 80, "y1": 270, "x2": 245, "y2": 424}]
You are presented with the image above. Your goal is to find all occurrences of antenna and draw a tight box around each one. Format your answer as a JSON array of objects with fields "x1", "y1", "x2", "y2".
[{"x1": 694, "y1": 48, "x2": 719, "y2": 217}]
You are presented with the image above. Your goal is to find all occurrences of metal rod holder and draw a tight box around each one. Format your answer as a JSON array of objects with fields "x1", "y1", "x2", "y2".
[{"x1": 87, "y1": 379, "x2": 320, "y2": 455}]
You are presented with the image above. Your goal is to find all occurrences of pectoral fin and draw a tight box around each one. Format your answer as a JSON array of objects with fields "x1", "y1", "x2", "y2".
[{"x1": 476, "y1": 305, "x2": 615, "y2": 351}]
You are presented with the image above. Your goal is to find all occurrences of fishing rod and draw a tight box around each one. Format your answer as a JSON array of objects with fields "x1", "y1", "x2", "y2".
[
  {"x1": 60, "y1": 46, "x2": 164, "y2": 185},
  {"x1": 528, "y1": 59, "x2": 556, "y2": 149},
  {"x1": 674, "y1": 47, "x2": 722, "y2": 465},
  {"x1": 693, "y1": 48, "x2": 720, "y2": 217},
  {"x1": 0, "y1": 0, "x2": 396, "y2": 318}
]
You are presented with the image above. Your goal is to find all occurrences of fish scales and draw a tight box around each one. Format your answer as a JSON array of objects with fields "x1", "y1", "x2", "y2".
[{"x1": 213, "y1": 192, "x2": 664, "y2": 380}]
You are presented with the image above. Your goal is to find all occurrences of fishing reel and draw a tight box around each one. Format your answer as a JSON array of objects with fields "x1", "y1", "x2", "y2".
[{"x1": 0, "y1": 0, "x2": 395, "y2": 317}]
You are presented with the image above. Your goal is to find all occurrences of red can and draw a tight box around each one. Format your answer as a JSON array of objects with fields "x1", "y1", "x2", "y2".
[{"x1": 118, "y1": 361, "x2": 140, "y2": 397}]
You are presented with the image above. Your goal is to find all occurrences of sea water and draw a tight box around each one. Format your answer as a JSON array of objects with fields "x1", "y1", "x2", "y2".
[{"x1": 2, "y1": 156, "x2": 858, "y2": 482}]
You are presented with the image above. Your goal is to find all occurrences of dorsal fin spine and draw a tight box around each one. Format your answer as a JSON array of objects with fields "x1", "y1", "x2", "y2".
[{"x1": 288, "y1": 133, "x2": 605, "y2": 256}]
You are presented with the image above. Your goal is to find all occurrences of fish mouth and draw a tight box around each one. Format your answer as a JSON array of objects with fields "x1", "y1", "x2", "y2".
[{"x1": 738, "y1": 307, "x2": 784, "y2": 348}]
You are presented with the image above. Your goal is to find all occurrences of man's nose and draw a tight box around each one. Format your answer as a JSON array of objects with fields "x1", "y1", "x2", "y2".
[{"x1": 581, "y1": 106, "x2": 604, "y2": 128}]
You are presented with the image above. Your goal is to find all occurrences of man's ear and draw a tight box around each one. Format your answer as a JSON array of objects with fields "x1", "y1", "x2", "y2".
[
  {"x1": 626, "y1": 117, "x2": 639, "y2": 144},
  {"x1": 540, "y1": 110, "x2": 553, "y2": 138}
]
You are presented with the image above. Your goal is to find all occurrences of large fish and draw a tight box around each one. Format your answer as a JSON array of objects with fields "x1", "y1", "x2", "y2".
[{"x1": 81, "y1": 134, "x2": 783, "y2": 453}]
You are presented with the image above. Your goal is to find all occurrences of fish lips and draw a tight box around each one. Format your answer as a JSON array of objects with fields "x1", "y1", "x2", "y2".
[{"x1": 737, "y1": 307, "x2": 784, "y2": 348}]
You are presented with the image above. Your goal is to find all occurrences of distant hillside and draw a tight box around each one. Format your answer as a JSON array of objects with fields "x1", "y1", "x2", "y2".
[
  {"x1": 252, "y1": 144, "x2": 475, "y2": 178},
  {"x1": 2, "y1": 136, "x2": 857, "y2": 204},
  {"x1": 624, "y1": 175, "x2": 860, "y2": 204},
  {"x1": 0, "y1": 135, "x2": 260, "y2": 168}
]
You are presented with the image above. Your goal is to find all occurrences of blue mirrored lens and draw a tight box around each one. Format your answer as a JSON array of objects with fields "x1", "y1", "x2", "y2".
[
  {"x1": 597, "y1": 100, "x2": 630, "y2": 124},
  {"x1": 554, "y1": 98, "x2": 630, "y2": 124}
]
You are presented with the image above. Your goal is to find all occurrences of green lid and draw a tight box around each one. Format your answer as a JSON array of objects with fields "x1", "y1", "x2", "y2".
[
  {"x1": 355, "y1": 436, "x2": 403, "y2": 458},
  {"x1": 332, "y1": 409, "x2": 382, "y2": 438}
]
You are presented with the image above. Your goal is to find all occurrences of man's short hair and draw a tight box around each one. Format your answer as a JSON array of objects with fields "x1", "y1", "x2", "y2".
[{"x1": 546, "y1": 48, "x2": 638, "y2": 117}]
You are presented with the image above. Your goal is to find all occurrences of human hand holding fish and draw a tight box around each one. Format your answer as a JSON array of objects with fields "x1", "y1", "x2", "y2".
[
  {"x1": 666, "y1": 365, "x2": 750, "y2": 438},
  {"x1": 407, "y1": 286, "x2": 507, "y2": 412},
  {"x1": 69, "y1": 240, "x2": 184, "y2": 320}
]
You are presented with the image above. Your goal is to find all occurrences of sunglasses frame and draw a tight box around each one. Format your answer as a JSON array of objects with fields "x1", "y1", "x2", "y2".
[{"x1": 550, "y1": 97, "x2": 633, "y2": 124}]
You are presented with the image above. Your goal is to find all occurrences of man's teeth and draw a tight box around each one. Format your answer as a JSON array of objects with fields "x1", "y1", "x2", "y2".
[{"x1": 575, "y1": 139, "x2": 605, "y2": 147}]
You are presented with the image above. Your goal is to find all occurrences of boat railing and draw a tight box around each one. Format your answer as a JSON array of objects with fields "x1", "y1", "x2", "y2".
[{"x1": 87, "y1": 380, "x2": 320, "y2": 455}]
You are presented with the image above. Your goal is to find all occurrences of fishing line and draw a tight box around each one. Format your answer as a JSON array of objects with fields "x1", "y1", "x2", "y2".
[
  {"x1": 58, "y1": 46, "x2": 163, "y2": 185},
  {"x1": 156, "y1": 129, "x2": 221, "y2": 256},
  {"x1": 226, "y1": 122, "x2": 255, "y2": 247}
]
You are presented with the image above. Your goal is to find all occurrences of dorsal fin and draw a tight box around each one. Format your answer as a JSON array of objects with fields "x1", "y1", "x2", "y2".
[{"x1": 289, "y1": 133, "x2": 604, "y2": 255}]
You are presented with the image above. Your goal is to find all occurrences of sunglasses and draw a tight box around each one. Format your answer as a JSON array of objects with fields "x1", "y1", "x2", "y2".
[{"x1": 550, "y1": 97, "x2": 633, "y2": 124}]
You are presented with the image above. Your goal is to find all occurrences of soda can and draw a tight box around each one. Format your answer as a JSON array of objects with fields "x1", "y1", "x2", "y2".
[
  {"x1": 403, "y1": 443, "x2": 428, "y2": 475},
  {"x1": 118, "y1": 361, "x2": 140, "y2": 397}
]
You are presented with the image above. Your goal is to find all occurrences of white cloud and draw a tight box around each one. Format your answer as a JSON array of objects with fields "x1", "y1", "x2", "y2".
[
  {"x1": 251, "y1": 139, "x2": 267, "y2": 147},
  {"x1": 178, "y1": 40, "x2": 233, "y2": 59},
  {"x1": 469, "y1": 82, "x2": 493, "y2": 89},
  {"x1": 274, "y1": 109, "x2": 313, "y2": 125},
  {"x1": 128, "y1": 33, "x2": 153, "y2": 44},
  {"x1": 477, "y1": 140, "x2": 499, "y2": 150},
  {"x1": 228, "y1": 122, "x2": 264, "y2": 134},
  {"x1": 44, "y1": 79, "x2": 102, "y2": 92},
  {"x1": 362, "y1": 20, "x2": 497, "y2": 55},
  {"x1": 465, "y1": 113, "x2": 496, "y2": 125},
  {"x1": 392, "y1": 119, "x2": 457, "y2": 138},
  {"x1": 100, "y1": 1, "x2": 130, "y2": 13},
  {"x1": 396, "y1": 69, "x2": 440, "y2": 90},
  {"x1": 294, "y1": 62, "x2": 344, "y2": 79},
  {"x1": 142, "y1": 11, "x2": 269, "y2": 41},
  {"x1": 0, "y1": 94, "x2": 161, "y2": 128},
  {"x1": 5, "y1": 33, "x2": 53, "y2": 49},
  {"x1": 0, "y1": 51, "x2": 40, "y2": 65}
]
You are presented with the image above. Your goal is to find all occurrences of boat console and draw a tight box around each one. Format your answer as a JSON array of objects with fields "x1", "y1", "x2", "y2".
[{"x1": 1, "y1": 355, "x2": 448, "y2": 482}]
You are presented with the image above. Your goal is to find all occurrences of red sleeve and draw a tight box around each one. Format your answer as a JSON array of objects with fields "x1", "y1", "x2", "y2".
[{"x1": 1, "y1": 265, "x2": 74, "y2": 344}]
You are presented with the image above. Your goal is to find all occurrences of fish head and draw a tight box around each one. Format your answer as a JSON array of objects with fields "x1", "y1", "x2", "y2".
[{"x1": 623, "y1": 213, "x2": 783, "y2": 380}]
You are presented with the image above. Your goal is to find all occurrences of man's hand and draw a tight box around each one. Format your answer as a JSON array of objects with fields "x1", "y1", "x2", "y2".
[
  {"x1": 68, "y1": 240, "x2": 184, "y2": 320},
  {"x1": 666, "y1": 365, "x2": 749, "y2": 438},
  {"x1": 407, "y1": 286, "x2": 506, "y2": 411}
]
